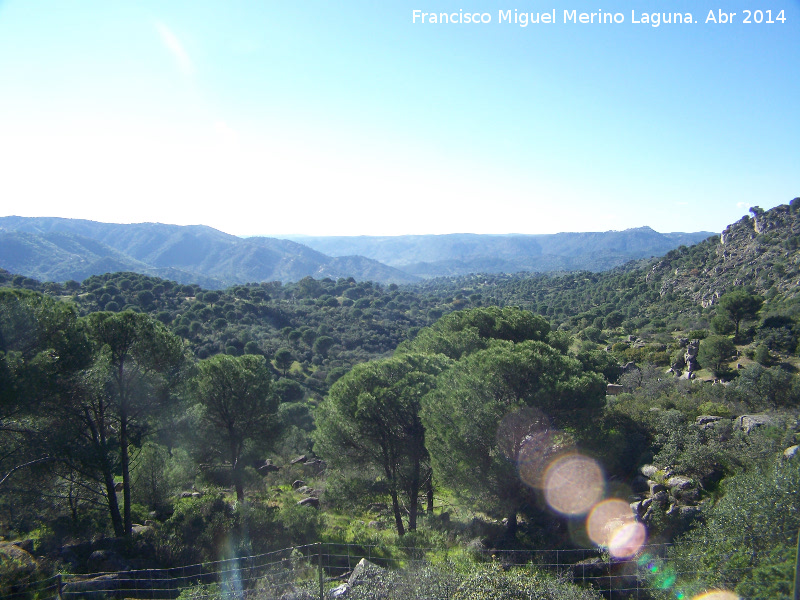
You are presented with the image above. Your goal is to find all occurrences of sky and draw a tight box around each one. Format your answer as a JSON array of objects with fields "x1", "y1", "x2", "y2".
[{"x1": 0, "y1": 0, "x2": 798, "y2": 237}]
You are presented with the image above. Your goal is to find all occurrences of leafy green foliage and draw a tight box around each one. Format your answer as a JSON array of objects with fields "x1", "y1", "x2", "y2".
[
  {"x1": 314, "y1": 353, "x2": 451, "y2": 535},
  {"x1": 668, "y1": 454, "x2": 800, "y2": 597},
  {"x1": 193, "y1": 354, "x2": 277, "y2": 501},
  {"x1": 697, "y1": 335, "x2": 737, "y2": 377},
  {"x1": 422, "y1": 335, "x2": 605, "y2": 535}
]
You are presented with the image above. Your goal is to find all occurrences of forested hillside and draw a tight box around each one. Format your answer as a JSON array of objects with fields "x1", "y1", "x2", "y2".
[
  {"x1": 0, "y1": 217, "x2": 418, "y2": 286},
  {"x1": 1, "y1": 200, "x2": 799, "y2": 599},
  {"x1": 0, "y1": 216, "x2": 714, "y2": 286},
  {"x1": 286, "y1": 227, "x2": 714, "y2": 277}
]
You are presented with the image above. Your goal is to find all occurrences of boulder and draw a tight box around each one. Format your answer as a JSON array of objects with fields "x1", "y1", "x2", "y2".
[
  {"x1": 735, "y1": 414, "x2": 775, "y2": 434},
  {"x1": 640, "y1": 464, "x2": 659, "y2": 479},
  {"x1": 0, "y1": 542, "x2": 38, "y2": 577},
  {"x1": 292, "y1": 480, "x2": 306, "y2": 489},
  {"x1": 572, "y1": 557, "x2": 609, "y2": 582},
  {"x1": 257, "y1": 459, "x2": 280, "y2": 474},
  {"x1": 348, "y1": 558, "x2": 385, "y2": 587},
  {"x1": 291, "y1": 455, "x2": 308, "y2": 465},
  {"x1": 696, "y1": 415, "x2": 724, "y2": 429},
  {"x1": 62, "y1": 574, "x2": 119, "y2": 597},
  {"x1": 606, "y1": 383, "x2": 624, "y2": 396},
  {"x1": 297, "y1": 497, "x2": 319, "y2": 509},
  {"x1": 648, "y1": 481, "x2": 666, "y2": 495},
  {"x1": 10, "y1": 539, "x2": 34, "y2": 554},
  {"x1": 665, "y1": 476, "x2": 695, "y2": 491},
  {"x1": 329, "y1": 583, "x2": 350, "y2": 598},
  {"x1": 784, "y1": 445, "x2": 800, "y2": 460},
  {"x1": 87, "y1": 549, "x2": 129, "y2": 573},
  {"x1": 652, "y1": 490, "x2": 669, "y2": 506},
  {"x1": 131, "y1": 525, "x2": 153, "y2": 537}
]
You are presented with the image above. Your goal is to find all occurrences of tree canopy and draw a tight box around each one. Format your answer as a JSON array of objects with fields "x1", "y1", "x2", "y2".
[
  {"x1": 193, "y1": 354, "x2": 276, "y2": 501},
  {"x1": 314, "y1": 353, "x2": 451, "y2": 535}
]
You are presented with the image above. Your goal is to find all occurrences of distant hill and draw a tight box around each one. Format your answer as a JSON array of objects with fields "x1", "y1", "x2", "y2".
[
  {"x1": 0, "y1": 216, "x2": 714, "y2": 286},
  {"x1": 0, "y1": 217, "x2": 418, "y2": 287},
  {"x1": 284, "y1": 228, "x2": 714, "y2": 278}
]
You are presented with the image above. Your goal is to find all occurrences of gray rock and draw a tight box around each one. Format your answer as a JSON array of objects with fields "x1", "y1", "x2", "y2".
[
  {"x1": 131, "y1": 525, "x2": 152, "y2": 536},
  {"x1": 652, "y1": 491, "x2": 669, "y2": 505},
  {"x1": 0, "y1": 542, "x2": 38, "y2": 576},
  {"x1": 679, "y1": 506, "x2": 702, "y2": 519},
  {"x1": 735, "y1": 414, "x2": 775, "y2": 434},
  {"x1": 696, "y1": 415, "x2": 724, "y2": 429},
  {"x1": 606, "y1": 383, "x2": 624, "y2": 395},
  {"x1": 640, "y1": 464, "x2": 659, "y2": 478},
  {"x1": 348, "y1": 558, "x2": 386, "y2": 587},
  {"x1": 258, "y1": 460, "x2": 281, "y2": 474},
  {"x1": 10, "y1": 539, "x2": 34, "y2": 554},
  {"x1": 784, "y1": 445, "x2": 799, "y2": 459},
  {"x1": 62, "y1": 574, "x2": 119, "y2": 596},
  {"x1": 297, "y1": 497, "x2": 319, "y2": 508},
  {"x1": 292, "y1": 480, "x2": 306, "y2": 489},
  {"x1": 665, "y1": 476, "x2": 695, "y2": 491},
  {"x1": 572, "y1": 557, "x2": 609, "y2": 582},
  {"x1": 291, "y1": 455, "x2": 308, "y2": 465},
  {"x1": 649, "y1": 481, "x2": 666, "y2": 495},
  {"x1": 329, "y1": 584, "x2": 350, "y2": 598},
  {"x1": 87, "y1": 549, "x2": 129, "y2": 573}
]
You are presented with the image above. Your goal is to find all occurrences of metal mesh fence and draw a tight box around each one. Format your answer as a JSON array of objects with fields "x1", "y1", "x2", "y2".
[{"x1": 5, "y1": 541, "x2": 749, "y2": 600}]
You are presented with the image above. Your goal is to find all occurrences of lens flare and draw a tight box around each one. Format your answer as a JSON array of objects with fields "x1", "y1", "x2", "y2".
[
  {"x1": 587, "y1": 499, "x2": 630, "y2": 546},
  {"x1": 497, "y1": 407, "x2": 551, "y2": 463},
  {"x1": 517, "y1": 429, "x2": 560, "y2": 488},
  {"x1": 608, "y1": 520, "x2": 646, "y2": 558},
  {"x1": 586, "y1": 498, "x2": 646, "y2": 557},
  {"x1": 692, "y1": 592, "x2": 740, "y2": 600},
  {"x1": 543, "y1": 454, "x2": 604, "y2": 515}
]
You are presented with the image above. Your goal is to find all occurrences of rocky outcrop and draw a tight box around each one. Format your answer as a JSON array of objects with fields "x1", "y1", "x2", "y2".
[
  {"x1": 735, "y1": 414, "x2": 776, "y2": 434},
  {"x1": 651, "y1": 201, "x2": 800, "y2": 306},
  {"x1": 630, "y1": 464, "x2": 703, "y2": 534}
]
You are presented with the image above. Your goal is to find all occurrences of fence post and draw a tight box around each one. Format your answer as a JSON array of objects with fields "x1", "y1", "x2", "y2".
[
  {"x1": 318, "y1": 543, "x2": 324, "y2": 600},
  {"x1": 793, "y1": 527, "x2": 800, "y2": 600}
]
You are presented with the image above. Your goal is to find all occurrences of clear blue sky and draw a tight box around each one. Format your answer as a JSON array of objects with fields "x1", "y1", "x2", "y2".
[{"x1": 0, "y1": 0, "x2": 797, "y2": 236}]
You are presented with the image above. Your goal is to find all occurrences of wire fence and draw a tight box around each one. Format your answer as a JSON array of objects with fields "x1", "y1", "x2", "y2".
[{"x1": 4, "y1": 541, "x2": 743, "y2": 600}]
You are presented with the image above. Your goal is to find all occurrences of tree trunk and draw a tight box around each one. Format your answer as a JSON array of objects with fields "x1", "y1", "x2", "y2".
[
  {"x1": 408, "y1": 484, "x2": 419, "y2": 531},
  {"x1": 120, "y1": 415, "x2": 132, "y2": 536},
  {"x1": 391, "y1": 490, "x2": 405, "y2": 536},
  {"x1": 233, "y1": 466, "x2": 244, "y2": 502},
  {"x1": 232, "y1": 439, "x2": 244, "y2": 502},
  {"x1": 103, "y1": 467, "x2": 124, "y2": 537},
  {"x1": 426, "y1": 476, "x2": 434, "y2": 514},
  {"x1": 506, "y1": 509, "x2": 518, "y2": 541}
]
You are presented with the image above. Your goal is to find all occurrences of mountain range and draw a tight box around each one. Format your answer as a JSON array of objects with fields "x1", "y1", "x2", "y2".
[
  {"x1": 284, "y1": 229, "x2": 714, "y2": 278},
  {"x1": 0, "y1": 216, "x2": 713, "y2": 287}
]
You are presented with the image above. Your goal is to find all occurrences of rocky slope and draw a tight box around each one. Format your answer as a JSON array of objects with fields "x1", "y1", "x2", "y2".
[{"x1": 647, "y1": 199, "x2": 800, "y2": 307}]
